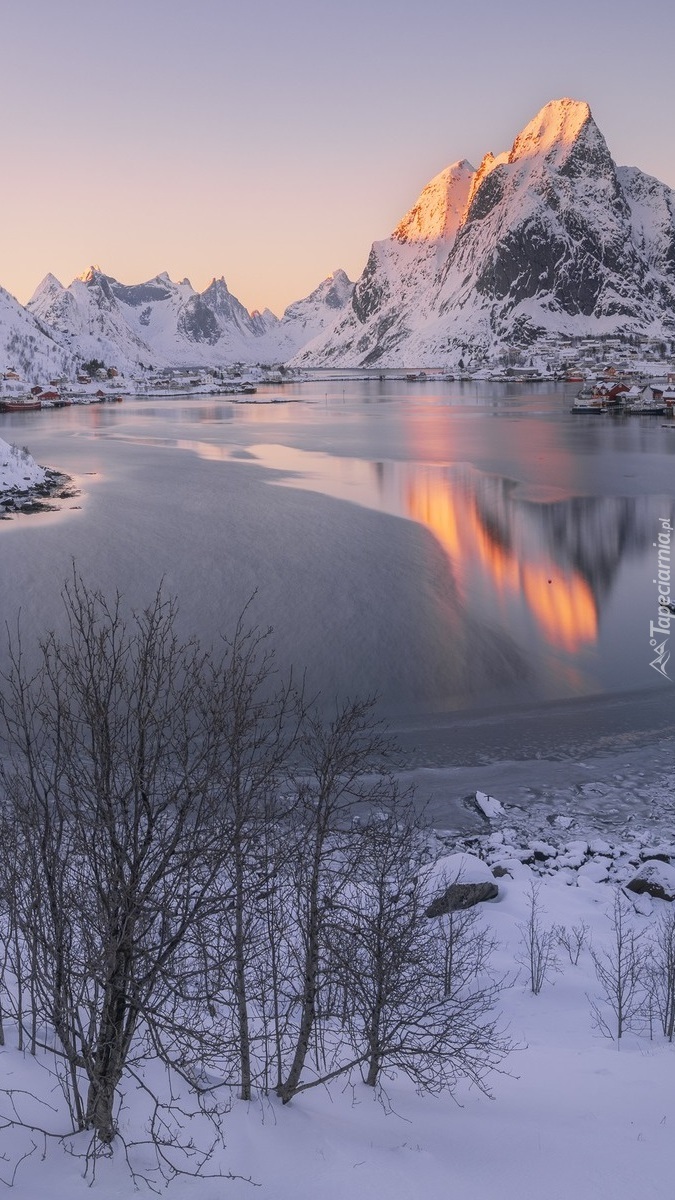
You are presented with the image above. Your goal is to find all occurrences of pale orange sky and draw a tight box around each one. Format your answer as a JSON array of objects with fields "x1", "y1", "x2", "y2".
[{"x1": 2, "y1": 0, "x2": 674, "y2": 316}]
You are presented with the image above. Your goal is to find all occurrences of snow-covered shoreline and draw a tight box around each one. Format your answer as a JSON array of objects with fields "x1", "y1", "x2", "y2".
[
  {"x1": 0, "y1": 436, "x2": 46, "y2": 493},
  {"x1": 0, "y1": 435, "x2": 71, "y2": 514}
]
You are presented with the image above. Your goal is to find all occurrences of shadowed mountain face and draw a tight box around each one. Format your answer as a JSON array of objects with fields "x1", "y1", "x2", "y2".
[{"x1": 295, "y1": 99, "x2": 675, "y2": 367}]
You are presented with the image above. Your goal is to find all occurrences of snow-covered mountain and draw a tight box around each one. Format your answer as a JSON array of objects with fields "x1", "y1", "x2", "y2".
[
  {"x1": 5, "y1": 98, "x2": 675, "y2": 374},
  {"x1": 280, "y1": 269, "x2": 354, "y2": 348},
  {"x1": 295, "y1": 99, "x2": 675, "y2": 367},
  {"x1": 0, "y1": 283, "x2": 73, "y2": 383},
  {"x1": 26, "y1": 266, "x2": 354, "y2": 373}
]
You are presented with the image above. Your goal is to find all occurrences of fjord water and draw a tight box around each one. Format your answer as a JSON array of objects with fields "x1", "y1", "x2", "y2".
[{"x1": 1, "y1": 378, "x2": 674, "y2": 764}]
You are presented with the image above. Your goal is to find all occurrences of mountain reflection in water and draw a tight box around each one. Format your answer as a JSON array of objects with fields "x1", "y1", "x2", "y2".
[{"x1": 231, "y1": 443, "x2": 673, "y2": 698}]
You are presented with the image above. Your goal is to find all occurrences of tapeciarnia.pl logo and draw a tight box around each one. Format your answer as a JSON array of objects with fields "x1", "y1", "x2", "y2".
[{"x1": 649, "y1": 517, "x2": 673, "y2": 680}]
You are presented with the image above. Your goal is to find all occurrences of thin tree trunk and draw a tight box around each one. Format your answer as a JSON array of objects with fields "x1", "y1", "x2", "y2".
[
  {"x1": 277, "y1": 861, "x2": 321, "y2": 1104},
  {"x1": 234, "y1": 856, "x2": 252, "y2": 1100}
]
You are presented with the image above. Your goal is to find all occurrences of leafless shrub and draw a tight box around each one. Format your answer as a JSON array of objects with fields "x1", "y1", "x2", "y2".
[
  {"x1": 555, "y1": 920, "x2": 590, "y2": 966},
  {"x1": 646, "y1": 907, "x2": 675, "y2": 1042},
  {"x1": 517, "y1": 883, "x2": 560, "y2": 994}
]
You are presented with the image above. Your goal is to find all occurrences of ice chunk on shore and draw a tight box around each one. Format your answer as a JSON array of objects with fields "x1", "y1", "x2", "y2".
[{"x1": 474, "y1": 790, "x2": 505, "y2": 820}]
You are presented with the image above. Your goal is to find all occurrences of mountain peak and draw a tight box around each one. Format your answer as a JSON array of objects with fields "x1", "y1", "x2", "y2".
[
  {"x1": 77, "y1": 264, "x2": 104, "y2": 284},
  {"x1": 508, "y1": 98, "x2": 593, "y2": 165},
  {"x1": 393, "y1": 159, "x2": 475, "y2": 246},
  {"x1": 31, "y1": 272, "x2": 64, "y2": 299}
]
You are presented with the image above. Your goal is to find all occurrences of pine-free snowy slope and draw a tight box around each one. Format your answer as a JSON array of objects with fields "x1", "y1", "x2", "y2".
[{"x1": 0, "y1": 283, "x2": 72, "y2": 383}]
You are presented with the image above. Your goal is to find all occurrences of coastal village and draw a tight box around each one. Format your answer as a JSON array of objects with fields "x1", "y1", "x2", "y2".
[{"x1": 2, "y1": 331, "x2": 675, "y2": 412}]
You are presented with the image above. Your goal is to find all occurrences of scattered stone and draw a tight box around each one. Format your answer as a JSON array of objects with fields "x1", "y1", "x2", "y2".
[
  {"x1": 555, "y1": 868, "x2": 578, "y2": 887},
  {"x1": 489, "y1": 858, "x2": 532, "y2": 880},
  {"x1": 508, "y1": 848, "x2": 538, "y2": 864},
  {"x1": 623, "y1": 887, "x2": 654, "y2": 916},
  {"x1": 639, "y1": 846, "x2": 673, "y2": 864},
  {"x1": 589, "y1": 837, "x2": 613, "y2": 856},
  {"x1": 529, "y1": 840, "x2": 558, "y2": 860},
  {"x1": 565, "y1": 839, "x2": 590, "y2": 857},
  {"x1": 626, "y1": 861, "x2": 675, "y2": 902},
  {"x1": 425, "y1": 880, "x2": 499, "y2": 916},
  {"x1": 424, "y1": 852, "x2": 499, "y2": 916}
]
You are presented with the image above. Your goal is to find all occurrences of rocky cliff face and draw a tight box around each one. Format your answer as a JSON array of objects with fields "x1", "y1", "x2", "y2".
[{"x1": 296, "y1": 99, "x2": 675, "y2": 367}]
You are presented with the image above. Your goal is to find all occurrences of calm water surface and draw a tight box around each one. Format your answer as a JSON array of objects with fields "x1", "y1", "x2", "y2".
[{"x1": 2, "y1": 378, "x2": 674, "y2": 761}]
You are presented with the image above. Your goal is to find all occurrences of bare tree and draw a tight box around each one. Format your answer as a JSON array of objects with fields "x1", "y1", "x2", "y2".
[
  {"x1": 0, "y1": 573, "x2": 279, "y2": 1161},
  {"x1": 646, "y1": 907, "x2": 675, "y2": 1042},
  {"x1": 554, "y1": 920, "x2": 590, "y2": 966},
  {"x1": 327, "y1": 803, "x2": 426, "y2": 1088},
  {"x1": 590, "y1": 890, "x2": 648, "y2": 1041},
  {"x1": 202, "y1": 611, "x2": 302, "y2": 1100},
  {"x1": 517, "y1": 882, "x2": 560, "y2": 994},
  {"x1": 0, "y1": 571, "x2": 513, "y2": 1178},
  {"x1": 275, "y1": 698, "x2": 395, "y2": 1104},
  {"x1": 329, "y1": 809, "x2": 508, "y2": 1095}
]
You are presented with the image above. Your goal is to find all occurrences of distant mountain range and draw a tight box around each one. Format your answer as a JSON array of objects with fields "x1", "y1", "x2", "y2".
[
  {"x1": 2, "y1": 98, "x2": 674, "y2": 379},
  {"x1": 21, "y1": 266, "x2": 355, "y2": 376}
]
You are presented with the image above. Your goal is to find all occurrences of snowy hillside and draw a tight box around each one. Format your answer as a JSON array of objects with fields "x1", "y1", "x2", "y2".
[
  {"x1": 0, "y1": 436, "x2": 46, "y2": 493},
  {"x1": 1, "y1": 808, "x2": 674, "y2": 1200},
  {"x1": 295, "y1": 98, "x2": 675, "y2": 367},
  {"x1": 279, "y1": 268, "x2": 354, "y2": 348},
  {"x1": 0, "y1": 283, "x2": 72, "y2": 383}
]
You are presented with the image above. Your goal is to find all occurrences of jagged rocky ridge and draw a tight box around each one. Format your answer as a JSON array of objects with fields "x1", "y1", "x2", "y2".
[
  {"x1": 23, "y1": 267, "x2": 355, "y2": 374},
  {"x1": 294, "y1": 98, "x2": 675, "y2": 367}
]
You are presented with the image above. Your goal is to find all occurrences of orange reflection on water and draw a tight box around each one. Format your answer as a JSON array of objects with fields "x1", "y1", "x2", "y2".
[
  {"x1": 406, "y1": 474, "x2": 462, "y2": 560},
  {"x1": 469, "y1": 499, "x2": 521, "y2": 599},
  {"x1": 521, "y1": 564, "x2": 597, "y2": 653},
  {"x1": 405, "y1": 469, "x2": 597, "y2": 654}
]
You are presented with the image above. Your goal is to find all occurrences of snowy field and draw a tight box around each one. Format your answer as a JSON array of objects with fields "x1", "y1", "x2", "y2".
[{"x1": 1, "y1": 789, "x2": 674, "y2": 1199}]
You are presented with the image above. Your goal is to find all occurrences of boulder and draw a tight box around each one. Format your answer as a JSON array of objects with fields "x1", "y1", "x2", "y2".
[
  {"x1": 626, "y1": 860, "x2": 675, "y2": 902},
  {"x1": 423, "y1": 851, "x2": 499, "y2": 916},
  {"x1": 578, "y1": 860, "x2": 610, "y2": 884},
  {"x1": 425, "y1": 880, "x2": 498, "y2": 917}
]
